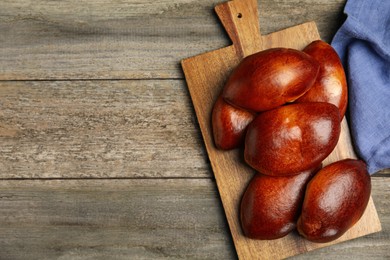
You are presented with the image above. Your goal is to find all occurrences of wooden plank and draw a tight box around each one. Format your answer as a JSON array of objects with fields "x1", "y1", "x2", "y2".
[
  {"x1": 0, "y1": 80, "x2": 210, "y2": 178},
  {"x1": 0, "y1": 179, "x2": 235, "y2": 259},
  {"x1": 181, "y1": 0, "x2": 381, "y2": 259},
  {"x1": 0, "y1": 79, "x2": 387, "y2": 180},
  {"x1": 0, "y1": 178, "x2": 388, "y2": 259},
  {"x1": 375, "y1": 169, "x2": 390, "y2": 175},
  {"x1": 0, "y1": 0, "x2": 347, "y2": 80}
]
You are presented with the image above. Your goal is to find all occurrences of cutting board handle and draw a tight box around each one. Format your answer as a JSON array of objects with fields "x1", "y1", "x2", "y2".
[{"x1": 215, "y1": 0, "x2": 263, "y2": 58}]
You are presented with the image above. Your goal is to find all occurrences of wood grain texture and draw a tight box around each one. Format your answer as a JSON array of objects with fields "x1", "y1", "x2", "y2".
[
  {"x1": 182, "y1": 0, "x2": 381, "y2": 258},
  {"x1": 374, "y1": 169, "x2": 390, "y2": 176},
  {"x1": 0, "y1": 79, "x2": 387, "y2": 179},
  {"x1": 0, "y1": 80, "x2": 210, "y2": 178},
  {"x1": 0, "y1": 178, "x2": 388, "y2": 260},
  {"x1": 0, "y1": 0, "x2": 346, "y2": 80},
  {"x1": 0, "y1": 179, "x2": 235, "y2": 259},
  {"x1": 0, "y1": 0, "x2": 389, "y2": 259}
]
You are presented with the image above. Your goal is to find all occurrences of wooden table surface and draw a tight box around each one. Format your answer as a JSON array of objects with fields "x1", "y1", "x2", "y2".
[{"x1": 0, "y1": 0, "x2": 389, "y2": 259}]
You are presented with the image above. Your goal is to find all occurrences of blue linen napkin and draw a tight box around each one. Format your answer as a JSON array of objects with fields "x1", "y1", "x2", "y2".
[{"x1": 331, "y1": 0, "x2": 390, "y2": 174}]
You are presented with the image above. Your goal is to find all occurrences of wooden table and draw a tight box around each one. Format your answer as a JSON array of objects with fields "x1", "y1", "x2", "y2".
[{"x1": 0, "y1": 0, "x2": 389, "y2": 259}]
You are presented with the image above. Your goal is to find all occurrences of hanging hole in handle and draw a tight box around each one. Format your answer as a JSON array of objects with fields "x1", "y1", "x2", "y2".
[{"x1": 237, "y1": 13, "x2": 242, "y2": 18}]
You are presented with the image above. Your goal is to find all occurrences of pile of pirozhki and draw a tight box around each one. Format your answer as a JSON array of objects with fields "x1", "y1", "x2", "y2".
[{"x1": 212, "y1": 40, "x2": 370, "y2": 243}]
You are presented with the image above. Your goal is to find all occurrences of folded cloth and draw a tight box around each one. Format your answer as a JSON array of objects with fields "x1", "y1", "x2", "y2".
[{"x1": 331, "y1": 0, "x2": 390, "y2": 174}]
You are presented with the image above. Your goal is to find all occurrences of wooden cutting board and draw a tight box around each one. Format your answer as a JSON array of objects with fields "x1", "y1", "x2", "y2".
[{"x1": 181, "y1": 0, "x2": 382, "y2": 259}]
